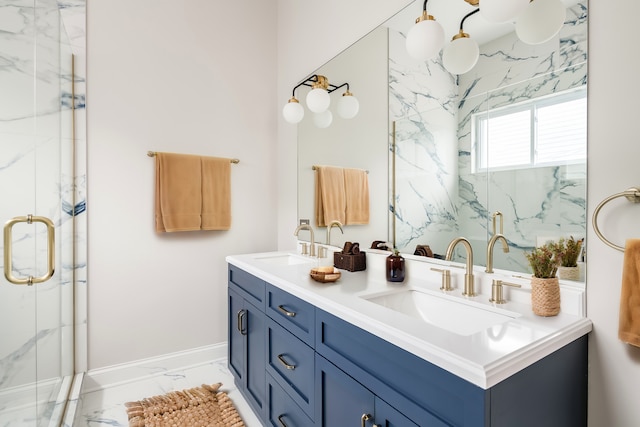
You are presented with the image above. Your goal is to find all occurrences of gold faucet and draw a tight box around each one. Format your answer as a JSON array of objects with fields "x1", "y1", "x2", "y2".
[
  {"x1": 485, "y1": 234, "x2": 509, "y2": 273},
  {"x1": 294, "y1": 224, "x2": 315, "y2": 257},
  {"x1": 445, "y1": 237, "x2": 475, "y2": 297},
  {"x1": 326, "y1": 220, "x2": 343, "y2": 246}
]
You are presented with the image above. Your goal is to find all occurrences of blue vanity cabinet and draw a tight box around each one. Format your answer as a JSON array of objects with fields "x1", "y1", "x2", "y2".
[
  {"x1": 316, "y1": 353, "x2": 422, "y2": 427},
  {"x1": 316, "y1": 308, "x2": 588, "y2": 427},
  {"x1": 228, "y1": 266, "x2": 267, "y2": 421}
]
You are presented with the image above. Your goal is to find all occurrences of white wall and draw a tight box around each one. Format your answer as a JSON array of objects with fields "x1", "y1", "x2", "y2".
[
  {"x1": 87, "y1": 0, "x2": 278, "y2": 369},
  {"x1": 277, "y1": 0, "x2": 640, "y2": 425},
  {"x1": 587, "y1": 1, "x2": 640, "y2": 425}
]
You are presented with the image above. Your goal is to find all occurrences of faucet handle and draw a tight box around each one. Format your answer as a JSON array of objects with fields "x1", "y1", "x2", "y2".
[
  {"x1": 298, "y1": 242, "x2": 309, "y2": 255},
  {"x1": 431, "y1": 268, "x2": 453, "y2": 292},
  {"x1": 318, "y1": 245, "x2": 328, "y2": 258},
  {"x1": 490, "y1": 279, "x2": 522, "y2": 304}
]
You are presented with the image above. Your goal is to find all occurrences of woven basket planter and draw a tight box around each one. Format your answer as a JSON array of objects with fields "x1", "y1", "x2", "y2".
[
  {"x1": 558, "y1": 266, "x2": 580, "y2": 281},
  {"x1": 531, "y1": 277, "x2": 561, "y2": 317}
]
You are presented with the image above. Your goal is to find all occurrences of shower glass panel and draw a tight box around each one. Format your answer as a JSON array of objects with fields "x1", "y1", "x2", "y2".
[{"x1": 0, "y1": 0, "x2": 75, "y2": 425}]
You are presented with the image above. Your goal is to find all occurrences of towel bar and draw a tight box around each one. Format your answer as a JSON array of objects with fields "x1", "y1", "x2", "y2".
[
  {"x1": 147, "y1": 151, "x2": 239, "y2": 163},
  {"x1": 312, "y1": 165, "x2": 369, "y2": 174},
  {"x1": 592, "y1": 187, "x2": 640, "y2": 252}
]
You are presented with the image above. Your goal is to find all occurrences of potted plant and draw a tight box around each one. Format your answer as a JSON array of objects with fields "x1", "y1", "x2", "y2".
[
  {"x1": 556, "y1": 237, "x2": 584, "y2": 281},
  {"x1": 525, "y1": 241, "x2": 561, "y2": 316}
]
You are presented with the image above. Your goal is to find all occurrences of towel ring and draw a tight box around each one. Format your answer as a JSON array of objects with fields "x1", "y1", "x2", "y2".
[{"x1": 592, "y1": 187, "x2": 640, "y2": 252}]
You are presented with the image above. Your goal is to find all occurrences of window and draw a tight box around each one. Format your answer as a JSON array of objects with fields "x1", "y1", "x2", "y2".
[{"x1": 473, "y1": 88, "x2": 587, "y2": 172}]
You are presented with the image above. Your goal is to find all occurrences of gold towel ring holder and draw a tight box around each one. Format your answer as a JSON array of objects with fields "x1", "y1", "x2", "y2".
[{"x1": 592, "y1": 187, "x2": 640, "y2": 252}]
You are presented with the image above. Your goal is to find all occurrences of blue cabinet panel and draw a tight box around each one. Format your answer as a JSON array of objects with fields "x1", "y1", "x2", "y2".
[
  {"x1": 267, "y1": 283, "x2": 315, "y2": 346},
  {"x1": 488, "y1": 335, "x2": 588, "y2": 427},
  {"x1": 375, "y1": 397, "x2": 420, "y2": 427},
  {"x1": 245, "y1": 299, "x2": 267, "y2": 419},
  {"x1": 229, "y1": 264, "x2": 265, "y2": 309},
  {"x1": 228, "y1": 288, "x2": 245, "y2": 383},
  {"x1": 315, "y1": 353, "x2": 374, "y2": 427},
  {"x1": 316, "y1": 309, "x2": 486, "y2": 426},
  {"x1": 266, "y1": 318, "x2": 315, "y2": 418},
  {"x1": 267, "y1": 374, "x2": 315, "y2": 427}
]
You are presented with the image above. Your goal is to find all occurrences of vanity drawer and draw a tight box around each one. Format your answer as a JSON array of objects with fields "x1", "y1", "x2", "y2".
[
  {"x1": 267, "y1": 373, "x2": 314, "y2": 427},
  {"x1": 229, "y1": 265, "x2": 265, "y2": 309},
  {"x1": 266, "y1": 284, "x2": 315, "y2": 346},
  {"x1": 267, "y1": 318, "x2": 315, "y2": 419}
]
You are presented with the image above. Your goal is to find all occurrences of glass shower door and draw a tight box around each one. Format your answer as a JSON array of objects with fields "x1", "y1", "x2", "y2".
[{"x1": 0, "y1": 1, "x2": 75, "y2": 425}]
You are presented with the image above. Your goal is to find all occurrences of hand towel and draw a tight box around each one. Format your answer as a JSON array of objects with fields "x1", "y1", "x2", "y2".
[
  {"x1": 155, "y1": 153, "x2": 202, "y2": 232},
  {"x1": 201, "y1": 156, "x2": 231, "y2": 230},
  {"x1": 344, "y1": 167, "x2": 370, "y2": 225},
  {"x1": 619, "y1": 239, "x2": 640, "y2": 347},
  {"x1": 315, "y1": 166, "x2": 346, "y2": 227}
]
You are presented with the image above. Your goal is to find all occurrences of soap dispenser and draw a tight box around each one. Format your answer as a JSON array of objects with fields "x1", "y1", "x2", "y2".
[{"x1": 386, "y1": 249, "x2": 405, "y2": 283}]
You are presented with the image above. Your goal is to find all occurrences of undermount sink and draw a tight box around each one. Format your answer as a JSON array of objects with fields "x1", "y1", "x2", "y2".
[
  {"x1": 254, "y1": 253, "x2": 315, "y2": 266},
  {"x1": 362, "y1": 288, "x2": 520, "y2": 336}
]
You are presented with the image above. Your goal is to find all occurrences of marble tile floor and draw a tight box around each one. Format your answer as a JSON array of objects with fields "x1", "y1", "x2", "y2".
[{"x1": 78, "y1": 358, "x2": 262, "y2": 426}]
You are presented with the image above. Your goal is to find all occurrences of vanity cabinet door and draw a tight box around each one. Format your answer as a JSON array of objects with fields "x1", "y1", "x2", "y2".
[
  {"x1": 316, "y1": 353, "x2": 374, "y2": 427},
  {"x1": 228, "y1": 284, "x2": 267, "y2": 421},
  {"x1": 374, "y1": 397, "x2": 420, "y2": 427}
]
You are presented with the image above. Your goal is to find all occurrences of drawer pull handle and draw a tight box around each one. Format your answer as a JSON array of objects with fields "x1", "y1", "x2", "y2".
[
  {"x1": 237, "y1": 310, "x2": 247, "y2": 335},
  {"x1": 277, "y1": 414, "x2": 288, "y2": 427},
  {"x1": 361, "y1": 413, "x2": 372, "y2": 427},
  {"x1": 277, "y1": 305, "x2": 296, "y2": 317},
  {"x1": 277, "y1": 354, "x2": 296, "y2": 370}
]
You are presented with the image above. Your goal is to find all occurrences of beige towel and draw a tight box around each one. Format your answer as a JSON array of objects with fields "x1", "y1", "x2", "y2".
[
  {"x1": 155, "y1": 153, "x2": 202, "y2": 232},
  {"x1": 344, "y1": 167, "x2": 370, "y2": 225},
  {"x1": 201, "y1": 156, "x2": 231, "y2": 230},
  {"x1": 619, "y1": 239, "x2": 640, "y2": 347},
  {"x1": 315, "y1": 166, "x2": 346, "y2": 227}
]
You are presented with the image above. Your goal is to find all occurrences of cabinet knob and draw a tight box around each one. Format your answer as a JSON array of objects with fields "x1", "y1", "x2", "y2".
[{"x1": 361, "y1": 413, "x2": 372, "y2": 427}]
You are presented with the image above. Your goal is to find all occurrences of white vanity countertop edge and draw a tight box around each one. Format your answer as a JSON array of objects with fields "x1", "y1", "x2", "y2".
[{"x1": 226, "y1": 252, "x2": 593, "y2": 389}]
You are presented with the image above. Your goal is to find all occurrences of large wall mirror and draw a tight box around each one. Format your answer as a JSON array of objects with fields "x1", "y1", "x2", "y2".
[{"x1": 297, "y1": 0, "x2": 587, "y2": 284}]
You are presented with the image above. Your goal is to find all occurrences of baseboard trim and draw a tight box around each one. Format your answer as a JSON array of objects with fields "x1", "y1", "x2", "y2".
[{"x1": 83, "y1": 343, "x2": 227, "y2": 394}]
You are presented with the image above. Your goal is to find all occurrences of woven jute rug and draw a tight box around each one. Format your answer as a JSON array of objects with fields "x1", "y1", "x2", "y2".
[{"x1": 125, "y1": 382, "x2": 245, "y2": 427}]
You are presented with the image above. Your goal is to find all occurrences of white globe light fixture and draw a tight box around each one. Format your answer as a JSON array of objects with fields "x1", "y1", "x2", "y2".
[
  {"x1": 516, "y1": 0, "x2": 567, "y2": 45},
  {"x1": 443, "y1": 33, "x2": 479, "y2": 75},
  {"x1": 306, "y1": 75, "x2": 331, "y2": 113},
  {"x1": 282, "y1": 97, "x2": 304, "y2": 124},
  {"x1": 337, "y1": 90, "x2": 360, "y2": 119},
  {"x1": 405, "y1": 0, "x2": 445, "y2": 61},
  {"x1": 313, "y1": 110, "x2": 333, "y2": 128},
  {"x1": 480, "y1": 0, "x2": 530, "y2": 23},
  {"x1": 442, "y1": 9, "x2": 480, "y2": 75}
]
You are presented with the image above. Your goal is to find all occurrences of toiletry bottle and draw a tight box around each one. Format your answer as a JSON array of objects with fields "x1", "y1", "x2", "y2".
[{"x1": 386, "y1": 249, "x2": 405, "y2": 282}]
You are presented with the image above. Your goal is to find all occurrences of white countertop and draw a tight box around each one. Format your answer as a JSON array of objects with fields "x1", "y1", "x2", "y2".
[{"x1": 226, "y1": 250, "x2": 592, "y2": 389}]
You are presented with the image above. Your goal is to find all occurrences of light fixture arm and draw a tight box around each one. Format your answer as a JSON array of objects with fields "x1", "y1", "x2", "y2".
[
  {"x1": 290, "y1": 74, "x2": 351, "y2": 98},
  {"x1": 459, "y1": 8, "x2": 480, "y2": 32}
]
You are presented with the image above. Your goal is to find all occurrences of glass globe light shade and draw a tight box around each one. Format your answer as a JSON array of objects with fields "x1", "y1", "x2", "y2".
[
  {"x1": 405, "y1": 17, "x2": 445, "y2": 61},
  {"x1": 480, "y1": 0, "x2": 530, "y2": 23},
  {"x1": 442, "y1": 35, "x2": 479, "y2": 75},
  {"x1": 516, "y1": 0, "x2": 566, "y2": 45},
  {"x1": 337, "y1": 92, "x2": 359, "y2": 119},
  {"x1": 282, "y1": 98, "x2": 304, "y2": 124},
  {"x1": 313, "y1": 110, "x2": 333, "y2": 128},
  {"x1": 306, "y1": 88, "x2": 330, "y2": 113}
]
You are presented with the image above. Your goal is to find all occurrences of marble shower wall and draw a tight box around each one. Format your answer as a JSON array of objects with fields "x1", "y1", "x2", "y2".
[
  {"x1": 0, "y1": 0, "x2": 86, "y2": 421},
  {"x1": 389, "y1": 2, "x2": 587, "y2": 273}
]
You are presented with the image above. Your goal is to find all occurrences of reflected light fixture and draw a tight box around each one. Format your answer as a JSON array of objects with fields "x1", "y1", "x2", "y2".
[
  {"x1": 405, "y1": 0, "x2": 445, "y2": 61},
  {"x1": 282, "y1": 74, "x2": 359, "y2": 126},
  {"x1": 442, "y1": 9, "x2": 480, "y2": 75},
  {"x1": 406, "y1": 0, "x2": 568, "y2": 72},
  {"x1": 516, "y1": 0, "x2": 567, "y2": 45}
]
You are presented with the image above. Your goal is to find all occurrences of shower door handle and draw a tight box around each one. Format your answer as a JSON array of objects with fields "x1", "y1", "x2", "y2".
[{"x1": 3, "y1": 215, "x2": 55, "y2": 285}]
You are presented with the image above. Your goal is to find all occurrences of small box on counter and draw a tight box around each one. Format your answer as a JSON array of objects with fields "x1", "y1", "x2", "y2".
[{"x1": 334, "y1": 241, "x2": 366, "y2": 272}]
